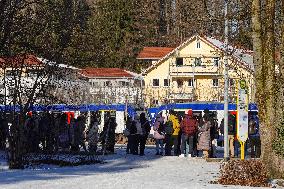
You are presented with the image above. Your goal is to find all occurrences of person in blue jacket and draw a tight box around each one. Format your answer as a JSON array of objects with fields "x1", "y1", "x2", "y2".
[{"x1": 248, "y1": 114, "x2": 261, "y2": 158}]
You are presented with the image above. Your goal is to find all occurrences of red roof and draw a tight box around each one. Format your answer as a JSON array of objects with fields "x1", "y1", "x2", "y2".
[
  {"x1": 0, "y1": 54, "x2": 43, "y2": 68},
  {"x1": 137, "y1": 47, "x2": 174, "y2": 59},
  {"x1": 80, "y1": 68, "x2": 134, "y2": 78}
]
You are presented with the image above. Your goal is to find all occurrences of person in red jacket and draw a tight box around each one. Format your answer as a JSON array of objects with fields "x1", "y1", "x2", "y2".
[{"x1": 180, "y1": 109, "x2": 198, "y2": 157}]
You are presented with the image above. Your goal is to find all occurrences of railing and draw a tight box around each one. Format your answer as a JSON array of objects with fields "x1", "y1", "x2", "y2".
[
  {"x1": 170, "y1": 62, "x2": 223, "y2": 76},
  {"x1": 168, "y1": 92, "x2": 194, "y2": 100}
]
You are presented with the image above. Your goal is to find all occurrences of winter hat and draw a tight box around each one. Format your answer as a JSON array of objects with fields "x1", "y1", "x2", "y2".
[{"x1": 187, "y1": 109, "x2": 193, "y2": 116}]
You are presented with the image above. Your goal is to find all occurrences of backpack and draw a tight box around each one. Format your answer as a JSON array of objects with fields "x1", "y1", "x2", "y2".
[
  {"x1": 248, "y1": 119, "x2": 257, "y2": 135},
  {"x1": 164, "y1": 120, "x2": 173, "y2": 135},
  {"x1": 130, "y1": 121, "x2": 137, "y2": 134},
  {"x1": 210, "y1": 119, "x2": 219, "y2": 140},
  {"x1": 182, "y1": 117, "x2": 197, "y2": 136}
]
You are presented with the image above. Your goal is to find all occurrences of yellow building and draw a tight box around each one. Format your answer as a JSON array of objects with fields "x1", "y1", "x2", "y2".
[{"x1": 138, "y1": 35, "x2": 255, "y2": 107}]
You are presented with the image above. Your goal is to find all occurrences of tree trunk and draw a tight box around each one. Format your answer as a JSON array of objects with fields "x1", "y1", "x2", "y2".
[
  {"x1": 261, "y1": 0, "x2": 278, "y2": 177},
  {"x1": 252, "y1": 0, "x2": 284, "y2": 178}
]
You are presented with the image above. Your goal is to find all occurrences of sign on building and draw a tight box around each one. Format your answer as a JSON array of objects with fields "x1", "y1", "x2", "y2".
[{"x1": 237, "y1": 79, "x2": 249, "y2": 143}]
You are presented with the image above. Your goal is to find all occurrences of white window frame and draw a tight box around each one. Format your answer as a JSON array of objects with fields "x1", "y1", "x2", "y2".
[
  {"x1": 213, "y1": 57, "x2": 219, "y2": 67},
  {"x1": 153, "y1": 79, "x2": 159, "y2": 87},
  {"x1": 188, "y1": 79, "x2": 194, "y2": 87},
  {"x1": 197, "y1": 41, "x2": 201, "y2": 48},
  {"x1": 194, "y1": 58, "x2": 202, "y2": 66},
  {"x1": 163, "y1": 79, "x2": 170, "y2": 87},
  {"x1": 212, "y1": 79, "x2": 219, "y2": 87}
]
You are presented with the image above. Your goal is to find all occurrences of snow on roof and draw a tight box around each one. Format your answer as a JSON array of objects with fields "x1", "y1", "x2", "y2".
[
  {"x1": 38, "y1": 58, "x2": 80, "y2": 70},
  {"x1": 204, "y1": 36, "x2": 254, "y2": 70},
  {"x1": 137, "y1": 47, "x2": 175, "y2": 60},
  {"x1": 80, "y1": 68, "x2": 135, "y2": 78}
]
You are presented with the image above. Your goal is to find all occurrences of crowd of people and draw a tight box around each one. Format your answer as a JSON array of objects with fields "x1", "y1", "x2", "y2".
[
  {"x1": 0, "y1": 109, "x2": 261, "y2": 158},
  {"x1": 124, "y1": 113, "x2": 150, "y2": 156},
  {"x1": 149, "y1": 109, "x2": 219, "y2": 158},
  {"x1": 0, "y1": 111, "x2": 117, "y2": 155},
  {"x1": 143, "y1": 109, "x2": 260, "y2": 158}
]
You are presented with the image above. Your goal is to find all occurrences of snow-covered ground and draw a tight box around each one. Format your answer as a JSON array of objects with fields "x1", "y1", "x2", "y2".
[{"x1": 0, "y1": 146, "x2": 271, "y2": 189}]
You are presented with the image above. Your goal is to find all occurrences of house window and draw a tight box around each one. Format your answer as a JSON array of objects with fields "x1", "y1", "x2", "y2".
[
  {"x1": 104, "y1": 81, "x2": 111, "y2": 87},
  {"x1": 92, "y1": 81, "x2": 99, "y2": 87},
  {"x1": 153, "y1": 79, "x2": 159, "y2": 87},
  {"x1": 153, "y1": 100, "x2": 159, "y2": 105},
  {"x1": 27, "y1": 70, "x2": 38, "y2": 77},
  {"x1": 194, "y1": 58, "x2": 202, "y2": 66},
  {"x1": 176, "y1": 58, "x2": 183, "y2": 67},
  {"x1": 188, "y1": 79, "x2": 194, "y2": 87},
  {"x1": 164, "y1": 79, "x2": 169, "y2": 87},
  {"x1": 212, "y1": 79, "x2": 219, "y2": 87},
  {"x1": 229, "y1": 79, "x2": 235, "y2": 87},
  {"x1": 177, "y1": 79, "x2": 183, "y2": 88},
  {"x1": 213, "y1": 57, "x2": 220, "y2": 67},
  {"x1": 197, "y1": 41, "x2": 201, "y2": 48},
  {"x1": 6, "y1": 70, "x2": 19, "y2": 77},
  {"x1": 119, "y1": 81, "x2": 130, "y2": 87}
]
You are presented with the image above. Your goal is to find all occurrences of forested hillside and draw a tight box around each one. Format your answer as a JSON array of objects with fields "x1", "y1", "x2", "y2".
[{"x1": 0, "y1": 0, "x2": 252, "y2": 71}]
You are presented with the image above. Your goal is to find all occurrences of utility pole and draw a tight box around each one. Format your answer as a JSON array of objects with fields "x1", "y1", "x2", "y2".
[{"x1": 223, "y1": 0, "x2": 229, "y2": 161}]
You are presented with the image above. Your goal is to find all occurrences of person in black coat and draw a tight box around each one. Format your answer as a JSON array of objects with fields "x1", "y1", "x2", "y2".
[
  {"x1": 139, "y1": 113, "x2": 150, "y2": 156},
  {"x1": 101, "y1": 114, "x2": 117, "y2": 154},
  {"x1": 0, "y1": 113, "x2": 8, "y2": 150}
]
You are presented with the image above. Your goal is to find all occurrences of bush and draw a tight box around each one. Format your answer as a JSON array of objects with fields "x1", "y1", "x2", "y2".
[{"x1": 216, "y1": 159, "x2": 270, "y2": 187}]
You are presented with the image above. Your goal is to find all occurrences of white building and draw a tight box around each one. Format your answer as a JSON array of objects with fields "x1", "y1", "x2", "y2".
[{"x1": 79, "y1": 68, "x2": 143, "y2": 106}]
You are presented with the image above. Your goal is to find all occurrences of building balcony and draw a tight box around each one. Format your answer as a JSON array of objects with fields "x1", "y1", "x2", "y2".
[
  {"x1": 168, "y1": 92, "x2": 194, "y2": 100},
  {"x1": 170, "y1": 64, "x2": 223, "y2": 76}
]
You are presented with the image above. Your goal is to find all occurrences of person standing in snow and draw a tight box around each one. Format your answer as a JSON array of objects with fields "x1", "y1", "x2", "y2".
[
  {"x1": 180, "y1": 109, "x2": 198, "y2": 157},
  {"x1": 164, "y1": 114, "x2": 174, "y2": 156},
  {"x1": 197, "y1": 114, "x2": 212, "y2": 158},
  {"x1": 101, "y1": 114, "x2": 117, "y2": 154},
  {"x1": 139, "y1": 113, "x2": 150, "y2": 156},
  {"x1": 125, "y1": 116, "x2": 132, "y2": 154},
  {"x1": 168, "y1": 110, "x2": 180, "y2": 156},
  {"x1": 87, "y1": 116, "x2": 99, "y2": 154},
  {"x1": 129, "y1": 115, "x2": 141, "y2": 155},
  {"x1": 153, "y1": 114, "x2": 165, "y2": 155},
  {"x1": 24, "y1": 112, "x2": 40, "y2": 153},
  {"x1": 0, "y1": 113, "x2": 8, "y2": 150}
]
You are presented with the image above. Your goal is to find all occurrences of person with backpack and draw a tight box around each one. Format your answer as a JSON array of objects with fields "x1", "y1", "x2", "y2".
[
  {"x1": 164, "y1": 115, "x2": 174, "y2": 156},
  {"x1": 169, "y1": 110, "x2": 180, "y2": 156},
  {"x1": 180, "y1": 109, "x2": 198, "y2": 157},
  {"x1": 248, "y1": 115, "x2": 261, "y2": 158},
  {"x1": 220, "y1": 113, "x2": 236, "y2": 158},
  {"x1": 128, "y1": 115, "x2": 140, "y2": 155},
  {"x1": 139, "y1": 113, "x2": 150, "y2": 156}
]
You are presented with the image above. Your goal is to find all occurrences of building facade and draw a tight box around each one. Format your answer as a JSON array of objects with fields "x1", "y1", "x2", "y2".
[
  {"x1": 79, "y1": 68, "x2": 143, "y2": 106},
  {"x1": 139, "y1": 35, "x2": 255, "y2": 107}
]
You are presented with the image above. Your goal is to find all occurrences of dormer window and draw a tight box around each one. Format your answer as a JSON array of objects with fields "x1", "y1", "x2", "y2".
[
  {"x1": 176, "y1": 58, "x2": 183, "y2": 67},
  {"x1": 197, "y1": 41, "x2": 201, "y2": 48}
]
